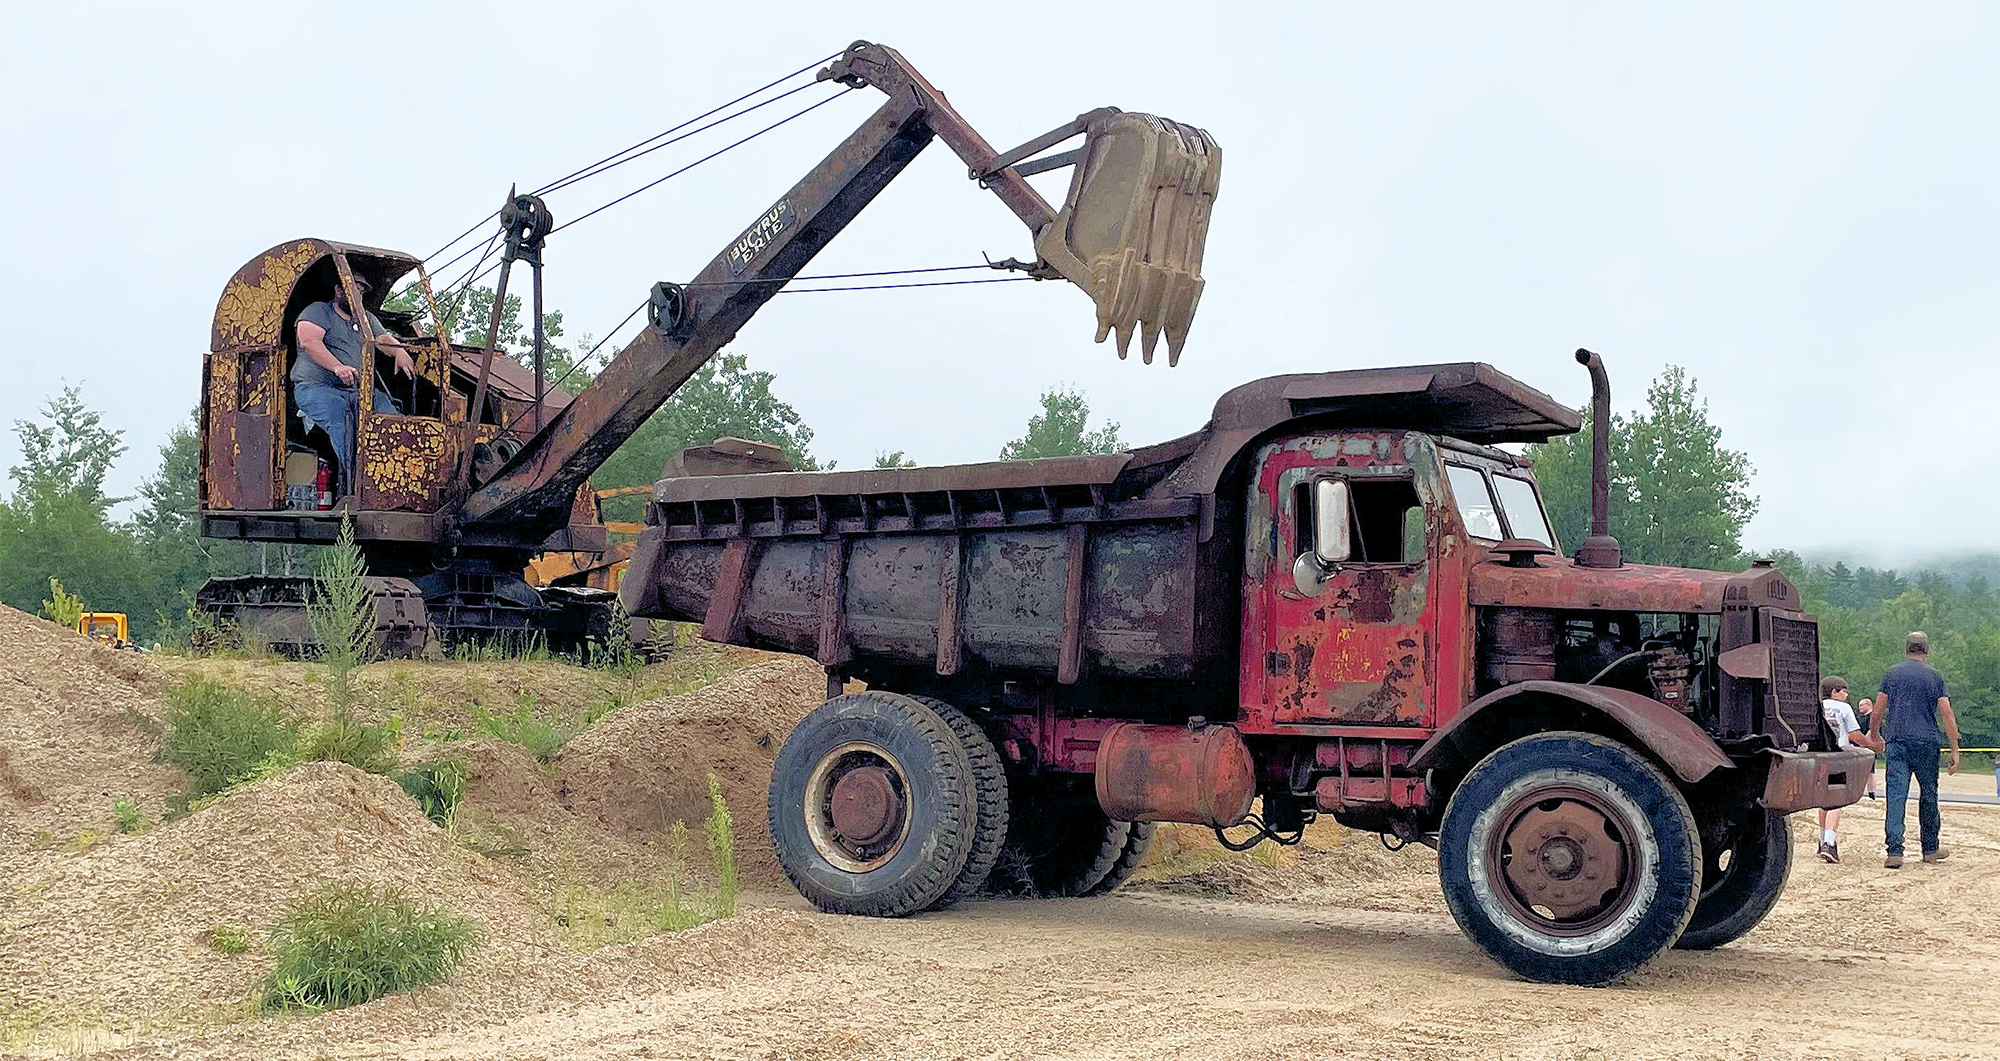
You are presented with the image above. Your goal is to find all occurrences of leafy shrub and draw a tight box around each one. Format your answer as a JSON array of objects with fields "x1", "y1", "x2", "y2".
[
  {"x1": 307, "y1": 519, "x2": 376, "y2": 698},
  {"x1": 72, "y1": 829, "x2": 103, "y2": 852},
  {"x1": 258, "y1": 883, "x2": 478, "y2": 1012},
  {"x1": 112, "y1": 797, "x2": 148, "y2": 835},
  {"x1": 41, "y1": 577, "x2": 84, "y2": 629},
  {"x1": 160, "y1": 678, "x2": 301, "y2": 800},
  {"x1": 396, "y1": 758, "x2": 468, "y2": 827}
]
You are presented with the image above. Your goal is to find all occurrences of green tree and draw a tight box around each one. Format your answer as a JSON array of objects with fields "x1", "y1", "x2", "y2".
[
  {"x1": 998, "y1": 387, "x2": 1122, "y2": 460},
  {"x1": 127, "y1": 412, "x2": 260, "y2": 640},
  {"x1": 0, "y1": 387, "x2": 140, "y2": 625},
  {"x1": 386, "y1": 283, "x2": 590, "y2": 389},
  {"x1": 1527, "y1": 367, "x2": 1755, "y2": 570},
  {"x1": 873, "y1": 450, "x2": 916, "y2": 468},
  {"x1": 590, "y1": 352, "x2": 817, "y2": 521}
]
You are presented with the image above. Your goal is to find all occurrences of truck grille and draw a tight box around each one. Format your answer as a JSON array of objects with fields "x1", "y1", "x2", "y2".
[{"x1": 1768, "y1": 614, "x2": 1822, "y2": 750}]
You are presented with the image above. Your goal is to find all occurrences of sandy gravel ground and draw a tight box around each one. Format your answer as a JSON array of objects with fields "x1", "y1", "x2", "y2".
[{"x1": 66, "y1": 796, "x2": 1999, "y2": 1061}]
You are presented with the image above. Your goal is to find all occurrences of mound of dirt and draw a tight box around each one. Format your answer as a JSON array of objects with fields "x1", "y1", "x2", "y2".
[
  {"x1": 556, "y1": 657, "x2": 826, "y2": 886},
  {"x1": 0, "y1": 605, "x2": 181, "y2": 856},
  {"x1": 0, "y1": 762, "x2": 562, "y2": 1024}
]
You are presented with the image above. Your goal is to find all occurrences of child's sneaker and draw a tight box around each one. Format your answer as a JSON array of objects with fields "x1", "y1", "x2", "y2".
[
  {"x1": 1922, "y1": 847, "x2": 1950, "y2": 863},
  {"x1": 1885, "y1": 854, "x2": 1904, "y2": 869}
]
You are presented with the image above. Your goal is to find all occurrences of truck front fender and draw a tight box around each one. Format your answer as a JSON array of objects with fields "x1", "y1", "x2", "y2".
[{"x1": 1409, "y1": 680, "x2": 1734, "y2": 786}]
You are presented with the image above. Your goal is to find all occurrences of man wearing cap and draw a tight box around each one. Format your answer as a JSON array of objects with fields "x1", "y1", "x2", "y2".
[
  {"x1": 291, "y1": 276, "x2": 416, "y2": 499},
  {"x1": 1876, "y1": 631, "x2": 1960, "y2": 869}
]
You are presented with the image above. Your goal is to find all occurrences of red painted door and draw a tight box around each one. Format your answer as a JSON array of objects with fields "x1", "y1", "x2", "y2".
[{"x1": 1241, "y1": 433, "x2": 1442, "y2": 729}]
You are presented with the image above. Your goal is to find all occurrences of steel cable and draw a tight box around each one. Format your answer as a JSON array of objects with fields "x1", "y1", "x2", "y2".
[
  {"x1": 415, "y1": 50, "x2": 843, "y2": 267},
  {"x1": 549, "y1": 86, "x2": 854, "y2": 236}
]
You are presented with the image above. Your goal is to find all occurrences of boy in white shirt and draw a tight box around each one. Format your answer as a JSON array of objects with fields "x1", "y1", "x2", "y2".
[{"x1": 1818, "y1": 677, "x2": 1884, "y2": 863}]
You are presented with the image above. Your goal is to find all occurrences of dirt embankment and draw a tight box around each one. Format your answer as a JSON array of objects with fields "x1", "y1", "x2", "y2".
[{"x1": 0, "y1": 604, "x2": 828, "y2": 1052}]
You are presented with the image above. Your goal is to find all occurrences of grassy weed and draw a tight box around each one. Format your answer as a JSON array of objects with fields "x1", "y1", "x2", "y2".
[
  {"x1": 159, "y1": 678, "x2": 300, "y2": 802},
  {"x1": 473, "y1": 692, "x2": 571, "y2": 761},
  {"x1": 552, "y1": 775, "x2": 736, "y2": 948},
  {"x1": 258, "y1": 883, "x2": 478, "y2": 1013},
  {"x1": 205, "y1": 924, "x2": 251, "y2": 955},
  {"x1": 396, "y1": 758, "x2": 468, "y2": 828}
]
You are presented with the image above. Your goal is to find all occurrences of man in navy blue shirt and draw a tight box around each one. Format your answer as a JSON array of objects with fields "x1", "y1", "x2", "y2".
[
  {"x1": 1876, "y1": 631, "x2": 1960, "y2": 869},
  {"x1": 291, "y1": 276, "x2": 416, "y2": 498}
]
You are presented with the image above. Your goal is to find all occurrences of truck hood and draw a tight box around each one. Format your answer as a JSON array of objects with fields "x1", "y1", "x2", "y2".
[{"x1": 1470, "y1": 554, "x2": 1747, "y2": 614}]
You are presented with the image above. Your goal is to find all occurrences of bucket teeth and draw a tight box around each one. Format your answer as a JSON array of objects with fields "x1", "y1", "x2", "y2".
[{"x1": 1033, "y1": 110, "x2": 1220, "y2": 368}]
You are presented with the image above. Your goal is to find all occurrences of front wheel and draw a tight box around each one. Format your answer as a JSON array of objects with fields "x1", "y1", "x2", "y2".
[
  {"x1": 1674, "y1": 810, "x2": 1792, "y2": 950},
  {"x1": 1439, "y1": 731, "x2": 1700, "y2": 986},
  {"x1": 768, "y1": 692, "x2": 976, "y2": 917}
]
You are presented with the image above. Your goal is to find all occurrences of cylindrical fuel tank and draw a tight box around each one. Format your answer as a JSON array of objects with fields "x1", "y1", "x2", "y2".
[{"x1": 1094, "y1": 722, "x2": 1256, "y2": 828}]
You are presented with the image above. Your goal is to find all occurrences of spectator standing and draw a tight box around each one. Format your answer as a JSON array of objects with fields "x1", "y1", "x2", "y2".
[
  {"x1": 1816, "y1": 677, "x2": 1880, "y2": 863},
  {"x1": 1855, "y1": 696, "x2": 1878, "y2": 800},
  {"x1": 1876, "y1": 632, "x2": 1961, "y2": 869}
]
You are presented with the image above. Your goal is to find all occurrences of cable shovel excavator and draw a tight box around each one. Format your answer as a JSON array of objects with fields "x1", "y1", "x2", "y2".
[{"x1": 195, "y1": 41, "x2": 1221, "y2": 655}]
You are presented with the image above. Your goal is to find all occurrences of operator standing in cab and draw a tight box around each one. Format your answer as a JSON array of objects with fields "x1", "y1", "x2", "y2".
[{"x1": 291, "y1": 276, "x2": 416, "y2": 499}]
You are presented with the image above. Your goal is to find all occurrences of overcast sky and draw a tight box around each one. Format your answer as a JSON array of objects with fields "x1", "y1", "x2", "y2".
[{"x1": 2, "y1": 1, "x2": 1994, "y2": 564}]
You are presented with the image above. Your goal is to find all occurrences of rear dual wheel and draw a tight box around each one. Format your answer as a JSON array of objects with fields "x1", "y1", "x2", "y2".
[
  {"x1": 769, "y1": 692, "x2": 1009, "y2": 917},
  {"x1": 988, "y1": 782, "x2": 1155, "y2": 898}
]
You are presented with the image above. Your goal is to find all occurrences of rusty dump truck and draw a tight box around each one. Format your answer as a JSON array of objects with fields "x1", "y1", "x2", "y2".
[{"x1": 620, "y1": 354, "x2": 1872, "y2": 985}]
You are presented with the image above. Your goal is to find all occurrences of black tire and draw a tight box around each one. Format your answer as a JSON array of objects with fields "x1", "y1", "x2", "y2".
[
  {"x1": 1674, "y1": 811, "x2": 1793, "y2": 950},
  {"x1": 905, "y1": 696, "x2": 1010, "y2": 910},
  {"x1": 1438, "y1": 731, "x2": 1701, "y2": 986},
  {"x1": 768, "y1": 692, "x2": 976, "y2": 917},
  {"x1": 989, "y1": 785, "x2": 1132, "y2": 898},
  {"x1": 1081, "y1": 821, "x2": 1156, "y2": 897}
]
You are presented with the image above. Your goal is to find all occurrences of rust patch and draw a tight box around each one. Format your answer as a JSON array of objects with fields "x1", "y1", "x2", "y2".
[{"x1": 358, "y1": 415, "x2": 449, "y2": 512}]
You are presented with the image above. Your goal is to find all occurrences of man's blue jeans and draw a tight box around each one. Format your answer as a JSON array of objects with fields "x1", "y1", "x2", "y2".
[
  {"x1": 294, "y1": 381, "x2": 395, "y2": 498},
  {"x1": 1884, "y1": 738, "x2": 1942, "y2": 857}
]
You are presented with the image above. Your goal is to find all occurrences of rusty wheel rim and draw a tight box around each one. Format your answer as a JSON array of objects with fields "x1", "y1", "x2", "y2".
[
  {"x1": 803, "y1": 741, "x2": 914, "y2": 873},
  {"x1": 1486, "y1": 784, "x2": 1639, "y2": 937}
]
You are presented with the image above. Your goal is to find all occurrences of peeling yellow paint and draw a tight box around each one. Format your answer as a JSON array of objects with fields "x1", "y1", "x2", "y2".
[{"x1": 214, "y1": 241, "x2": 316, "y2": 349}]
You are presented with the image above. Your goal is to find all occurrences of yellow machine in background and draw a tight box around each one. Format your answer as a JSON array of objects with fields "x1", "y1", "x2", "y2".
[{"x1": 77, "y1": 612, "x2": 130, "y2": 649}]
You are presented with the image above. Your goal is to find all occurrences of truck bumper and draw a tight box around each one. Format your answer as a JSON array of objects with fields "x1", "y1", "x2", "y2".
[{"x1": 1759, "y1": 746, "x2": 1876, "y2": 813}]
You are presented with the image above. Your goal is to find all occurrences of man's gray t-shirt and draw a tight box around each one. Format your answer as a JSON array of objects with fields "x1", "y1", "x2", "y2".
[
  {"x1": 290, "y1": 301, "x2": 389, "y2": 389},
  {"x1": 1879, "y1": 658, "x2": 1948, "y2": 744}
]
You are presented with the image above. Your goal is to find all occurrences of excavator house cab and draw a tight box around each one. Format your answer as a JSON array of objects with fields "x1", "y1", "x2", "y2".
[
  {"x1": 199, "y1": 239, "x2": 611, "y2": 656},
  {"x1": 202, "y1": 239, "x2": 585, "y2": 522}
]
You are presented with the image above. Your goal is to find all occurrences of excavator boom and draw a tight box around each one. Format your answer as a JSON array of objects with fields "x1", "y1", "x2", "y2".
[{"x1": 456, "y1": 41, "x2": 1220, "y2": 540}]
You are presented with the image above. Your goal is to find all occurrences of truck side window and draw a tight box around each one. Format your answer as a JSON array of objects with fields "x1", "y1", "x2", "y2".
[
  {"x1": 1445, "y1": 464, "x2": 1503, "y2": 540},
  {"x1": 1295, "y1": 476, "x2": 1424, "y2": 564},
  {"x1": 1346, "y1": 478, "x2": 1423, "y2": 563}
]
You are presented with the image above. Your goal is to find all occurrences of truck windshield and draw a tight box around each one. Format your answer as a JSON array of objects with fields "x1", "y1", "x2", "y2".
[
  {"x1": 1445, "y1": 464, "x2": 1504, "y2": 540},
  {"x1": 1492, "y1": 475, "x2": 1554, "y2": 547}
]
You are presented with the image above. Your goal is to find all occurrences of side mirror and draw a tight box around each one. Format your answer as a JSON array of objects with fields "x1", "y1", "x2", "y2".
[
  {"x1": 1314, "y1": 479, "x2": 1351, "y2": 564},
  {"x1": 1292, "y1": 479, "x2": 1352, "y2": 596},
  {"x1": 1293, "y1": 551, "x2": 1328, "y2": 597}
]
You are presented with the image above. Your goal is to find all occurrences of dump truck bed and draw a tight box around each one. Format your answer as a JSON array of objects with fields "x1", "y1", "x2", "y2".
[{"x1": 621, "y1": 447, "x2": 1214, "y2": 682}]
